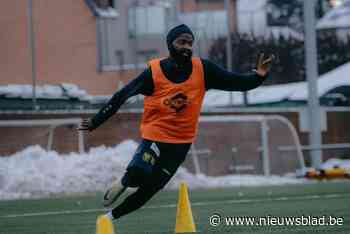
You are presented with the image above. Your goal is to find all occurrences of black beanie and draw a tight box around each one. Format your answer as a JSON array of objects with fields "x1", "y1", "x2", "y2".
[{"x1": 166, "y1": 24, "x2": 195, "y2": 48}]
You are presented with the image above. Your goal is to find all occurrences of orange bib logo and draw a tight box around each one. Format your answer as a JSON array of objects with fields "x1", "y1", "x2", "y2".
[{"x1": 163, "y1": 93, "x2": 189, "y2": 113}]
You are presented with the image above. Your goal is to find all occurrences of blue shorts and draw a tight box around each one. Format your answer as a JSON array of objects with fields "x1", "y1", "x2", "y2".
[
  {"x1": 126, "y1": 139, "x2": 161, "y2": 175},
  {"x1": 122, "y1": 139, "x2": 191, "y2": 188}
]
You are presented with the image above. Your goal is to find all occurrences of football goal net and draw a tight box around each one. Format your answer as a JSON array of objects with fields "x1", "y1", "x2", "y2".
[
  {"x1": 0, "y1": 118, "x2": 84, "y2": 156},
  {"x1": 186, "y1": 115, "x2": 305, "y2": 176}
]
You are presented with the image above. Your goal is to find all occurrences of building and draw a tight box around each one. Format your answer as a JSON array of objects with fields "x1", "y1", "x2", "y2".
[{"x1": 0, "y1": 0, "x2": 239, "y2": 98}]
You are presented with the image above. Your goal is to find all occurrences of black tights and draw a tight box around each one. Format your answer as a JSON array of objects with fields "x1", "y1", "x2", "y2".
[
  {"x1": 111, "y1": 169, "x2": 171, "y2": 219},
  {"x1": 111, "y1": 139, "x2": 191, "y2": 219}
]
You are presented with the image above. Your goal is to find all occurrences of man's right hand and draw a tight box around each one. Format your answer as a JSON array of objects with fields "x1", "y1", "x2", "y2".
[
  {"x1": 77, "y1": 118, "x2": 94, "y2": 131},
  {"x1": 255, "y1": 53, "x2": 275, "y2": 77}
]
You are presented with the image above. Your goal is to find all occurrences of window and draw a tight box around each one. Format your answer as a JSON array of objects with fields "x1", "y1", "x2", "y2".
[
  {"x1": 128, "y1": 6, "x2": 166, "y2": 37},
  {"x1": 85, "y1": 0, "x2": 118, "y2": 18},
  {"x1": 94, "y1": 0, "x2": 114, "y2": 9},
  {"x1": 85, "y1": 0, "x2": 120, "y2": 71}
]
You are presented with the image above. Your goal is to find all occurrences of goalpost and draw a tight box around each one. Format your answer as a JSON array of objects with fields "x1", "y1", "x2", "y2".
[
  {"x1": 0, "y1": 118, "x2": 84, "y2": 154},
  {"x1": 189, "y1": 115, "x2": 306, "y2": 176}
]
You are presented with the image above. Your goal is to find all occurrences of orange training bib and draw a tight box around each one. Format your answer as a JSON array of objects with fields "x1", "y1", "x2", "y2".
[{"x1": 140, "y1": 57, "x2": 205, "y2": 143}]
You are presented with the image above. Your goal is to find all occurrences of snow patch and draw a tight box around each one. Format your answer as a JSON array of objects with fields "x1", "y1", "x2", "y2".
[
  {"x1": 0, "y1": 141, "x2": 137, "y2": 200},
  {"x1": 320, "y1": 158, "x2": 350, "y2": 170},
  {"x1": 0, "y1": 141, "x2": 310, "y2": 200}
]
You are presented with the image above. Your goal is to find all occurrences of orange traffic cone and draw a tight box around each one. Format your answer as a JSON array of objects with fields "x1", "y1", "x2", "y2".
[
  {"x1": 175, "y1": 182, "x2": 196, "y2": 233},
  {"x1": 96, "y1": 215, "x2": 115, "y2": 234}
]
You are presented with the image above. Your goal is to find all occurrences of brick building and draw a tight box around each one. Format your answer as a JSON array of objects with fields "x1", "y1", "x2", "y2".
[{"x1": 0, "y1": 0, "x2": 237, "y2": 96}]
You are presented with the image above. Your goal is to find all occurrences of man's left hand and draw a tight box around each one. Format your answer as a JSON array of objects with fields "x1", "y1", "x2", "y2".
[{"x1": 255, "y1": 53, "x2": 275, "y2": 77}]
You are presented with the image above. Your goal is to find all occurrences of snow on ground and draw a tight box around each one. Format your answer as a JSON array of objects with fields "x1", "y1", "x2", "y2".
[
  {"x1": 3, "y1": 140, "x2": 348, "y2": 200},
  {"x1": 0, "y1": 141, "x2": 137, "y2": 200}
]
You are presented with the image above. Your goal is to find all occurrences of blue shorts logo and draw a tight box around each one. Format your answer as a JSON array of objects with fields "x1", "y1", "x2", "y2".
[{"x1": 142, "y1": 152, "x2": 155, "y2": 165}]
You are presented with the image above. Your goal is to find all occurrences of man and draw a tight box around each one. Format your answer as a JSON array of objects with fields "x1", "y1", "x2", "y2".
[{"x1": 78, "y1": 24, "x2": 273, "y2": 220}]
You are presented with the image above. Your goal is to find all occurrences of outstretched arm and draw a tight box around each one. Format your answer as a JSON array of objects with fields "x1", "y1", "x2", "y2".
[
  {"x1": 203, "y1": 54, "x2": 274, "y2": 91},
  {"x1": 78, "y1": 68, "x2": 154, "y2": 131}
]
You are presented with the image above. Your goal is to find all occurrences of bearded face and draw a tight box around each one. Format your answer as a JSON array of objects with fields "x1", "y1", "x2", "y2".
[{"x1": 169, "y1": 33, "x2": 194, "y2": 65}]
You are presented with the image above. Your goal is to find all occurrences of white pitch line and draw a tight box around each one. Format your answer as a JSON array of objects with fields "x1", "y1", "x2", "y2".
[
  {"x1": 1, "y1": 193, "x2": 348, "y2": 219},
  {"x1": 1, "y1": 208, "x2": 107, "y2": 218},
  {"x1": 187, "y1": 193, "x2": 347, "y2": 207}
]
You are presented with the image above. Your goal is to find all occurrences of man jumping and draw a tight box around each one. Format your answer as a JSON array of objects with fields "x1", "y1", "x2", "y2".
[{"x1": 78, "y1": 24, "x2": 273, "y2": 221}]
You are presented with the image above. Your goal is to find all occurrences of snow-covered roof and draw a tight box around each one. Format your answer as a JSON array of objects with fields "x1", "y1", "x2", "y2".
[
  {"x1": 203, "y1": 61, "x2": 350, "y2": 106},
  {"x1": 0, "y1": 83, "x2": 93, "y2": 101},
  {"x1": 317, "y1": 0, "x2": 350, "y2": 29},
  {"x1": 2, "y1": 62, "x2": 350, "y2": 108},
  {"x1": 0, "y1": 83, "x2": 143, "y2": 107}
]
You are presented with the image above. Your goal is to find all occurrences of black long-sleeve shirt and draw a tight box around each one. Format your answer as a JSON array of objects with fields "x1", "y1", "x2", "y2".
[{"x1": 90, "y1": 58, "x2": 267, "y2": 130}]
